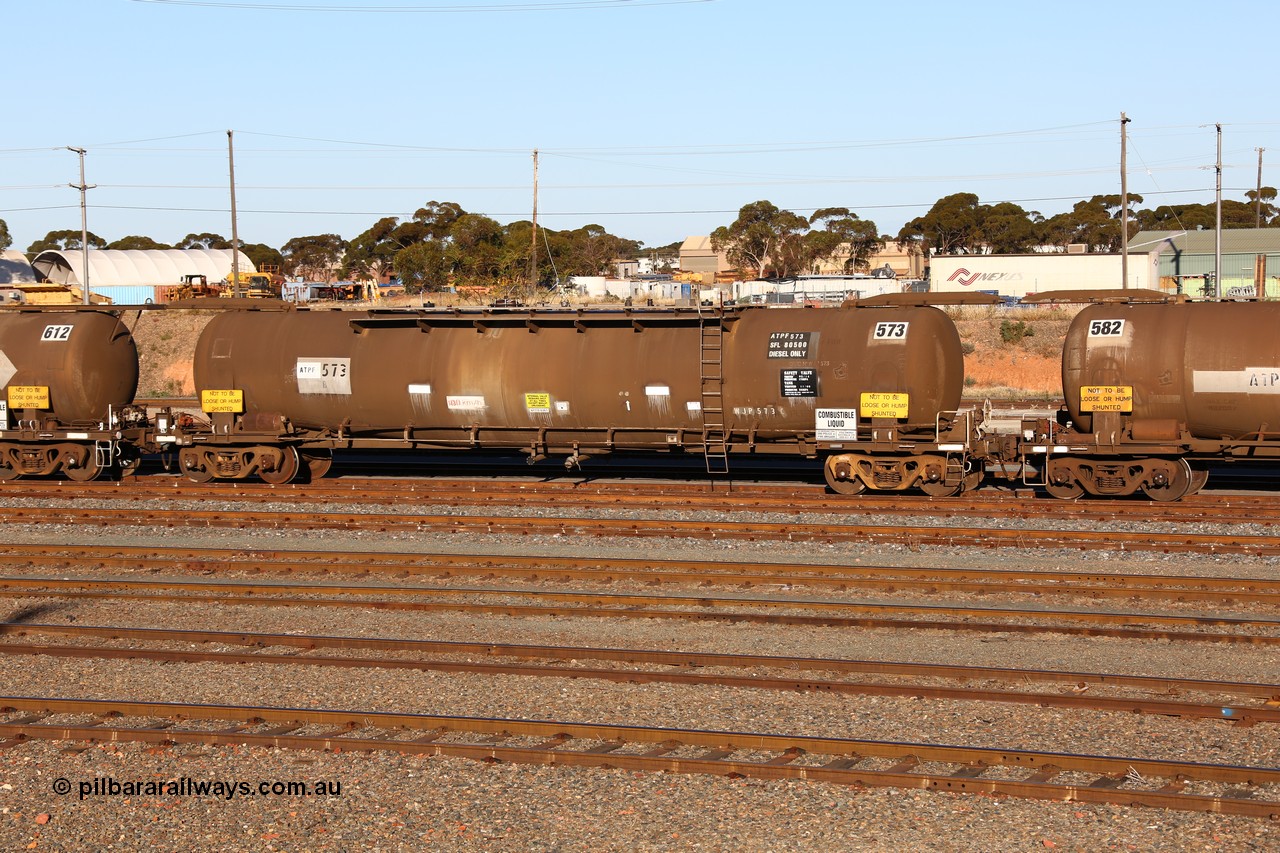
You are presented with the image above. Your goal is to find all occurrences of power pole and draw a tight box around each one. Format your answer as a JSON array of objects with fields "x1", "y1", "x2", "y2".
[
  {"x1": 1257, "y1": 147, "x2": 1266, "y2": 227},
  {"x1": 1256, "y1": 147, "x2": 1267, "y2": 297},
  {"x1": 1120, "y1": 112, "x2": 1130, "y2": 289},
  {"x1": 529, "y1": 148, "x2": 539, "y2": 296},
  {"x1": 66, "y1": 147, "x2": 94, "y2": 305},
  {"x1": 228, "y1": 130, "x2": 241, "y2": 298},
  {"x1": 1214, "y1": 123, "x2": 1222, "y2": 299}
]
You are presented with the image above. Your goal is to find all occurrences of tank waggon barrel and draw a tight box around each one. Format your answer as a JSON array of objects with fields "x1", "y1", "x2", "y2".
[
  {"x1": 185, "y1": 304, "x2": 974, "y2": 492},
  {"x1": 1064, "y1": 300, "x2": 1280, "y2": 438},
  {"x1": 1032, "y1": 298, "x2": 1280, "y2": 500},
  {"x1": 0, "y1": 310, "x2": 143, "y2": 481}
]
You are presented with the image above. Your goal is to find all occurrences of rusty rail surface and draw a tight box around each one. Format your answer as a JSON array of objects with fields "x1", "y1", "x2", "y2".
[
  {"x1": 3, "y1": 575, "x2": 1278, "y2": 644},
  {"x1": 5, "y1": 476, "x2": 1280, "y2": 525},
  {"x1": 1, "y1": 697, "x2": 1276, "y2": 818},
  {"x1": 1, "y1": 625, "x2": 1276, "y2": 724},
  {"x1": 6, "y1": 505, "x2": 1280, "y2": 554},
  {"x1": 3, "y1": 545, "x2": 1278, "y2": 605}
]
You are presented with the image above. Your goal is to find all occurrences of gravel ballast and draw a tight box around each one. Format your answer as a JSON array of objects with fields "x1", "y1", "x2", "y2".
[{"x1": 2, "y1": 505, "x2": 1279, "y2": 850}]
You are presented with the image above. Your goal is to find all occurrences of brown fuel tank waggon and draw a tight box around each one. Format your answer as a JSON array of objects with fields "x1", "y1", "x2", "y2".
[
  {"x1": 193, "y1": 305, "x2": 962, "y2": 446},
  {"x1": 1064, "y1": 301, "x2": 1280, "y2": 438},
  {"x1": 0, "y1": 310, "x2": 138, "y2": 424}
]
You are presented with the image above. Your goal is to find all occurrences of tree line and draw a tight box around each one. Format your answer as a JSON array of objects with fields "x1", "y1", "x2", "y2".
[{"x1": 1, "y1": 187, "x2": 1275, "y2": 290}]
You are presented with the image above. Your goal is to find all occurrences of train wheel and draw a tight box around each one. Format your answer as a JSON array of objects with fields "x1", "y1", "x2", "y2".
[
  {"x1": 1141, "y1": 458, "x2": 1193, "y2": 502},
  {"x1": 116, "y1": 446, "x2": 142, "y2": 478},
  {"x1": 920, "y1": 480, "x2": 962, "y2": 497},
  {"x1": 1043, "y1": 460, "x2": 1085, "y2": 500},
  {"x1": 1186, "y1": 466, "x2": 1210, "y2": 496},
  {"x1": 0, "y1": 462, "x2": 18, "y2": 481},
  {"x1": 1044, "y1": 481, "x2": 1085, "y2": 500},
  {"x1": 302, "y1": 449, "x2": 333, "y2": 481},
  {"x1": 179, "y1": 448, "x2": 215, "y2": 483},
  {"x1": 823, "y1": 458, "x2": 866, "y2": 496},
  {"x1": 258, "y1": 447, "x2": 300, "y2": 485},
  {"x1": 61, "y1": 445, "x2": 105, "y2": 482}
]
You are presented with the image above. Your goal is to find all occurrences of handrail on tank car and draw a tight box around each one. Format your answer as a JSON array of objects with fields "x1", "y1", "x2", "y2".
[{"x1": 934, "y1": 409, "x2": 974, "y2": 449}]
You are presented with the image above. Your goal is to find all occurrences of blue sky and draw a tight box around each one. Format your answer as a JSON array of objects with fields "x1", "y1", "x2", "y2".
[{"x1": 2, "y1": 0, "x2": 1276, "y2": 253}]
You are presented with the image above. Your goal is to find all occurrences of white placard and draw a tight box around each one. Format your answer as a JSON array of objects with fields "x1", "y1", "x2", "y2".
[
  {"x1": 295, "y1": 358, "x2": 352, "y2": 395},
  {"x1": 872, "y1": 321, "x2": 908, "y2": 341},
  {"x1": 816, "y1": 407, "x2": 858, "y2": 440},
  {"x1": 1193, "y1": 367, "x2": 1280, "y2": 394},
  {"x1": 645, "y1": 385, "x2": 670, "y2": 396},
  {"x1": 408, "y1": 384, "x2": 432, "y2": 395},
  {"x1": 686, "y1": 401, "x2": 702, "y2": 413},
  {"x1": 447, "y1": 395, "x2": 486, "y2": 411},
  {"x1": 41, "y1": 324, "x2": 73, "y2": 342},
  {"x1": 1087, "y1": 318, "x2": 1126, "y2": 337},
  {"x1": 0, "y1": 399, "x2": 6, "y2": 429}
]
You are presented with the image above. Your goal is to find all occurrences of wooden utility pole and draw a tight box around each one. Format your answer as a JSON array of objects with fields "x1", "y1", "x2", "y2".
[
  {"x1": 529, "y1": 148, "x2": 539, "y2": 295},
  {"x1": 228, "y1": 130, "x2": 241, "y2": 297},
  {"x1": 1120, "y1": 112, "x2": 1130, "y2": 289},
  {"x1": 1257, "y1": 147, "x2": 1267, "y2": 297},
  {"x1": 1257, "y1": 148, "x2": 1266, "y2": 227},
  {"x1": 1214, "y1": 123, "x2": 1222, "y2": 298},
  {"x1": 66, "y1": 147, "x2": 94, "y2": 305}
]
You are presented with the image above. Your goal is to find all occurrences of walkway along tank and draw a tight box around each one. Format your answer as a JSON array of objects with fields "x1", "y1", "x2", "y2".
[
  {"x1": 184, "y1": 303, "x2": 976, "y2": 492},
  {"x1": 0, "y1": 309, "x2": 144, "y2": 480},
  {"x1": 1032, "y1": 292, "x2": 1280, "y2": 499}
]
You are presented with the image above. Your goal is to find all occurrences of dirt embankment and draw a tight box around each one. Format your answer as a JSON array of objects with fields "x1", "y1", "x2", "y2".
[
  {"x1": 125, "y1": 304, "x2": 1079, "y2": 401},
  {"x1": 949, "y1": 305, "x2": 1079, "y2": 400}
]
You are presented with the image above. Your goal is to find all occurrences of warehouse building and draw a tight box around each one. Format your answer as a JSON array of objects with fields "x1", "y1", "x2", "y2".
[{"x1": 1132, "y1": 228, "x2": 1280, "y2": 298}]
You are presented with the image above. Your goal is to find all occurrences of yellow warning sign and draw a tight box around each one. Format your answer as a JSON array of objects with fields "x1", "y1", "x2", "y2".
[
  {"x1": 7, "y1": 385, "x2": 50, "y2": 409},
  {"x1": 201, "y1": 389, "x2": 244, "y2": 413},
  {"x1": 859, "y1": 391, "x2": 909, "y2": 419},
  {"x1": 1080, "y1": 385, "x2": 1132, "y2": 413},
  {"x1": 525, "y1": 392, "x2": 551, "y2": 414}
]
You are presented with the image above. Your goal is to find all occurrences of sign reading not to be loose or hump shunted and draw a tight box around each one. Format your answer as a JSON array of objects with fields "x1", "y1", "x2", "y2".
[{"x1": 1079, "y1": 385, "x2": 1132, "y2": 412}]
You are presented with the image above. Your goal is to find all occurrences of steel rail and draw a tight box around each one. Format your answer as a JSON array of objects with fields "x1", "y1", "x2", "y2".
[
  {"x1": 6, "y1": 478, "x2": 1280, "y2": 525},
  {"x1": 7, "y1": 621, "x2": 1278, "y2": 702},
  {"x1": 6, "y1": 506, "x2": 1280, "y2": 553},
  {"x1": 2, "y1": 577, "x2": 1278, "y2": 643},
  {"x1": 1, "y1": 697, "x2": 1277, "y2": 817},
  {"x1": 4, "y1": 547, "x2": 1279, "y2": 605},
  {"x1": 2, "y1": 638, "x2": 1276, "y2": 725}
]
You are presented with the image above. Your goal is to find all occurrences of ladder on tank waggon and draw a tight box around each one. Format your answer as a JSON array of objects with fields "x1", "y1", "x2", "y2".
[{"x1": 698, "y1": 307, "x2": 729, "y2": 475}]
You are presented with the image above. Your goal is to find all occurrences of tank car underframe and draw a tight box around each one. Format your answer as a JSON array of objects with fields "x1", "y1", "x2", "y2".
[
  {"x1": 0, "y1": 426, "x2": 134, "y2": 482},
  {"x1": 821, "y1": 413, "x2": 982, "y2": 497}
]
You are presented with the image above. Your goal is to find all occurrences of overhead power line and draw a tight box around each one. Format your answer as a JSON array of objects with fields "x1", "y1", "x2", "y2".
[
  {"x1": 129, "y1": 0, "x2": 712, "y2": 12},
  {"x1": 2, "y1": 187, "x2": 1231, "y2": 219}
]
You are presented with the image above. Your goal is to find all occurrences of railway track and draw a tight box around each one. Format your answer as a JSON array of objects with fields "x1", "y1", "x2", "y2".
[
  {"x1": 3, "y1": 544, "x2": 1279, "y2": 605},
  {"x1": 6, "y1": 504, "x2": 1280, "y2": 554},
  {"x1": 2, "y1": 697, "x2": 1276, "y2": 818},
  {"x1": 2, "y1": 623, "x2": 1277, "y2": 724},
  {"x1": 5, "y1": 476, "x2": 1280, "y2": 524},
  {"x1": 3, "y1": 574, "x2": 1278, "y2": 643}
]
